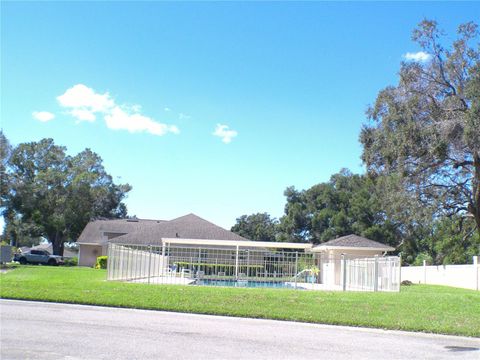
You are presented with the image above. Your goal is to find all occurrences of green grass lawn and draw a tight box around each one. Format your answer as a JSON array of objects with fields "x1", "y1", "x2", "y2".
[{"x1": 1, "y1": 266, "x2": 479, "y2": 337}]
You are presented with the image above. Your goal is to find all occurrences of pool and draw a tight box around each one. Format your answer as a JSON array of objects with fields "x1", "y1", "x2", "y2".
[{"x1": 194, "y1": 279, "x2": 302, "y2": 289}]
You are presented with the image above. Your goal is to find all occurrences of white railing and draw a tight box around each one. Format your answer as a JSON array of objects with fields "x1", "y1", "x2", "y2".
[{"x1": 343, "y1": 256, "x2": 400, "y2": 292}]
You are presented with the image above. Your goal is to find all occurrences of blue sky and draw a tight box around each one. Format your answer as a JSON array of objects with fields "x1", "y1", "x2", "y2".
[{"x1": 1, "y1": 2, "x2": 478, "y2": 229}]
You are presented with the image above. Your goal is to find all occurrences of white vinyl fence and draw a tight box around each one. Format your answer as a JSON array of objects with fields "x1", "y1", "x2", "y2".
[{"x1": 401, "y1": 256, "x2": 479, "y2": 290}]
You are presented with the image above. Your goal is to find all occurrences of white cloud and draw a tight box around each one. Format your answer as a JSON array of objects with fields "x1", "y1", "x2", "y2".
[
  {"x1": 213, "y1": 124, "x2": 237, "y2": 144},
  {"x1": 403, "y1": 51, "x2": 431, "y2": 62},
  {"x1": 70, "y1": 108, "x2": 96, "y2": 122},
  {"x1": 57, "y1": 84, "x2": 114, "y2": 115},
  {"x1": 32, "y1": 111, "x2": 55, "y2": 122},
  {"x1": 164, "y1": 107, "x2": 171, "y2": 112},
  {"x1": 57, "y1": 84, "x2": 179, "y2": 136},
  {"x1": 179, "y1": 113, "x2": 191, "y2": 120},
  {"x1": 105, "y1": 106, "x2": 179, "y2": 136}
]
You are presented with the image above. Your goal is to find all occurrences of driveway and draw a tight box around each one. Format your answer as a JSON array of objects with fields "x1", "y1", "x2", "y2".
[{"x1": 1, "y1": 299, "x2": 479, "y2": 359}]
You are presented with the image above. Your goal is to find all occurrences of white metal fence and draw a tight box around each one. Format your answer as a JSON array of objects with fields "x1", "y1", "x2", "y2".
[
  {"x1": 107, "y1": 243, "x2": 400, "y2": 292},
  {"x1": 344, "y1": 256, "x2": 400, "y2": 292},
  {"x1": 107, "y1": 243, "x2": 317, "y2": 287}
]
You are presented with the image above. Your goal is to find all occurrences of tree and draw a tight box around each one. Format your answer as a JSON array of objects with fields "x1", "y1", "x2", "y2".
[
  {"x1": 360, "y1": 20, "x2": 480, "y2": 238},
  {"x1": 0, "y1": 132, "x2": 11, "y2": 204},
  {"x1": 403, "y1": 215, "x2": 480, "y2": 265},
  {"x1": 0, "y1": 218, "x2": 43, "y2": 248},
  {"x1": 231, "y1": 213, "x2": 279, "y2": 241},
  {"x1": 277, "y1": 169, "x2": 400, "y2": 246},
  {"x1": 431, "y1": 215, "x2": 480, "y2": 264},
  {"x1": 2, "y1": 136, "x2": 131, "y2": 255}
]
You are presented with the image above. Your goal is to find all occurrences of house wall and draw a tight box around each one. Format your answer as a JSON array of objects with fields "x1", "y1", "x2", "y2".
[{"x1": 79, "y1": 244, "x2": 107, "y2": 267}]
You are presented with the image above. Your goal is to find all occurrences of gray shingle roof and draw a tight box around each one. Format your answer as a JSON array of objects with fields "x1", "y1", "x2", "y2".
[
  {"x1": 78, "y1": 213, "x2": 249, "y2": 245},
  {"x1": 77, "y1": 218, "x2": 164, "y2": 244},
  {"x1": 315, "y1": 234, "x2": 394, "y2": 250}
]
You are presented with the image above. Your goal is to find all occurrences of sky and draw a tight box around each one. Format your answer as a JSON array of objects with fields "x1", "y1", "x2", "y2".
[{"x1": 1, "y1": 2, "x2": 478, "y2": 229}]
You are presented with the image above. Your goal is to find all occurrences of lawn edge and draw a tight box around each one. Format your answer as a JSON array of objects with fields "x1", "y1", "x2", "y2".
[{"x1": 2, "y1": 295, "x2": 479, "y2": 338}]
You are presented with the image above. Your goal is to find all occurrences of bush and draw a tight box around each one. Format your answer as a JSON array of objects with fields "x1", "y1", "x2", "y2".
[
  {"x1": 63, "y1": 257, "x2": 78, "y2": 267},
  {"x1": 401, "y1": 280, "x2": 413, "y2": 286},
  {"x1": 95, "y1": 256, "x2": 108, "y2": 269}
]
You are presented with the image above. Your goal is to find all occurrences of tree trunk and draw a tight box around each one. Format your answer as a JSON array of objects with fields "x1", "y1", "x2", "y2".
[
  {"x1": 50, "y1": 232, "x2": 65, "y2": 256},
  {"x1": 472, "y1": 153, "x2": 480, "y2": 237}
]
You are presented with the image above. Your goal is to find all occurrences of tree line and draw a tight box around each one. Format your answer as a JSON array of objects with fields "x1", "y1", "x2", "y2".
[{"x1": 231, "y1": 20, "x2": 480, "y2": 265}]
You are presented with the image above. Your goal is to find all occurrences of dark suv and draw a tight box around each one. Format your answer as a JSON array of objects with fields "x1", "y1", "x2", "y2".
[{"x1": 13, "y1": 250, "x2": 64, "y2": 266}]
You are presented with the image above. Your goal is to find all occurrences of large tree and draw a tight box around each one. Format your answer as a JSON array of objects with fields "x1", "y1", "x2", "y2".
[
  {"x1": 231, "y1": 213, "x2": 279, "y2": 241},
  {"x1": 277, "y1": 169, "x2": 400, "y2": 246},
  {"x1": 2, "y1": 135, "x2": 131, "y2": 255},
  {"x1": 360, "y1": 20, "x2": 480, "y2": 237}
]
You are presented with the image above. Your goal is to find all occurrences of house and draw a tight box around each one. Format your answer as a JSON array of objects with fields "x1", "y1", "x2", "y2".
[{"x1": 77, "y1": 213, "x2": 249, "y2": 266}]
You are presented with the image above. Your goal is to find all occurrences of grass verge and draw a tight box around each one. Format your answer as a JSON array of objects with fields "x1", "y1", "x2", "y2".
[{"x1": 1, "y1": 266, "x2": 479, "y2": 337}]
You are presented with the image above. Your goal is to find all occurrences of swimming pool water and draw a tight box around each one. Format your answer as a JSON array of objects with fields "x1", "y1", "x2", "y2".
[{"x1": 194, "y1": 279, "x2": 299, "y2": 289}]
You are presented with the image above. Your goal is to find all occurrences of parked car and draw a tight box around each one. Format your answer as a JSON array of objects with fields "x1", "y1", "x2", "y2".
[{"x1": 13, "y1": 250, "x2": 64, "y2": 266}]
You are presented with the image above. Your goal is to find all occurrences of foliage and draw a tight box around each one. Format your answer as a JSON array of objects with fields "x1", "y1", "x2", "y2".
[
  {"x1": 430, "y1": 216, "x2": 480, "y2": 265},
  {"x1": 1, "y1": 134, "x2": 131, "y2": 255},
  {"x1": 412, "y1": 253, "x2": 433, "y2": 266},
  {"x1": 1, "y1": 266, "x2": 479, "y2": 336},
  {"x1": 277, "y1": 169, "x2": 400, "y2": 246},
  {"x1": 95, "y1": 256, "x2": 108, "y2": 269},
  {"x1": 63, "y1": 257, "x2": 78, "y2": 267},
  {"x1": 231, "y1": 213, "x2": 279, "y2": 241},
  {"x1": 360, "y1": 20, "x2": 480, "y2": 237},
  {"x1": 0, "y1": 218, "x2": 43, "y2": 248}
]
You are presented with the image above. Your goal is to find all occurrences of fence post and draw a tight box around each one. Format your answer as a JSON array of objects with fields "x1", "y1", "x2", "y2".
[
  {"x1": 106, "y1": 244, "x2": 110, "y2": 280},
  {"x1": 474, "y1": 256, "x2": 479, "y2": 291},
  {"x1": 161, "y1": 241, "x2": 166, "y2": 277},
  {"x1": 374, "y1": 255, "x2": 379, "y2": 292},
  {"x1": 423, "y1": 259, "x2": 427, "y2": 284},
  {"x1": 342, "y1": 254, "x2": 346, "y2": 291},
  {"x1": 197, "y1": 248, "x2": 202, "y2": 278},
  {"x1": 148, "y1": 245, "x2": 152, "y2": 284},
  {"x1": 398, "y1": 254, "x2": 402, "y2": 290},
  {"x1": 235, "y1": 245, "x2": 239, "y2": 280},
  {"x1": 294, "y1": 251, "x2": 298, "y2": 290}
]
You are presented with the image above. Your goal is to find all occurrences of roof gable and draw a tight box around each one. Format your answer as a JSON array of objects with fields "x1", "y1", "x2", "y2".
[{"x1": 314, "y1": 234, "x2": 394, "y2": 250}]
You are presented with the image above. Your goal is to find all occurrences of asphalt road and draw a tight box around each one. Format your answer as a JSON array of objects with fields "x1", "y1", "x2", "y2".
[{"x1": 1, "y1": 299, "x2": 479, "y2": 360}]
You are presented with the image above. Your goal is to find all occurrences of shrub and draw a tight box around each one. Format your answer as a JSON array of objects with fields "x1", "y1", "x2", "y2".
[
  {"x1": 401, "y1": 280, "x2": 413, "y2": 286},
  {"x1": 95, "y1": 256, "x2": 108, "y2": 269},
  {"x1": 63, "y1": 257, "x2": 78, "y2": 267}
]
